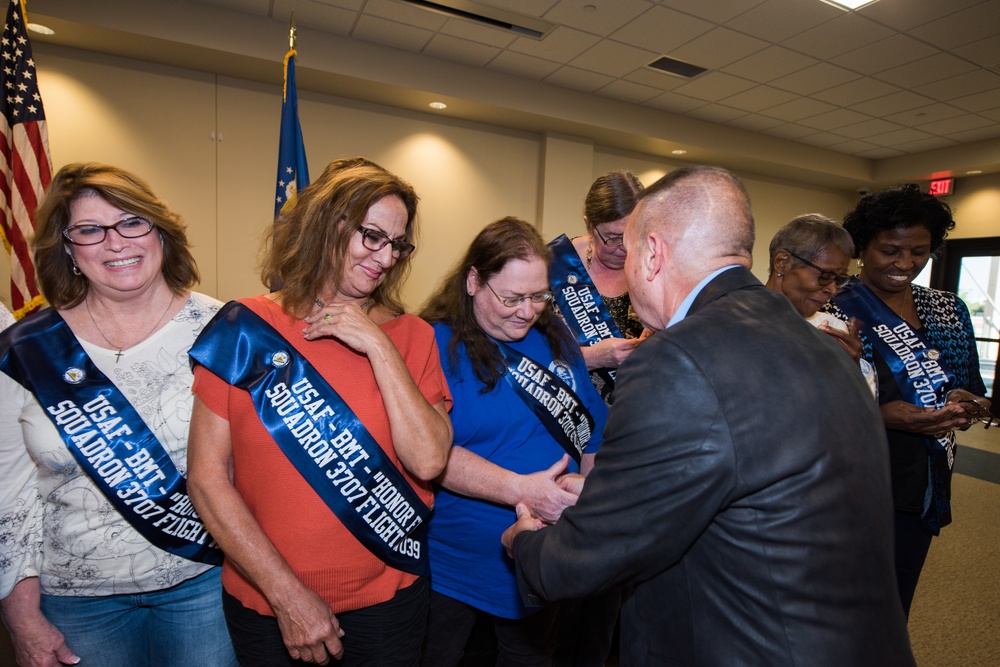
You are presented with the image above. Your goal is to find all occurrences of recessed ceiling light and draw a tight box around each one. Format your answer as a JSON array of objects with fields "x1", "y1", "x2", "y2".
[
  {"x1": 27, "y1": 23, "x2": 55, "y2": 35},
  {"x1": 671, "y1": 149, "x2": 688, "y2": 155},
  {"x1": 428, "y1": 102, "x2": 447, "y2": 110},
  {"x1": 819, "y1": 0, "x2": 880, "y2": 10},
  {"x1": 967, "y1": 170, "x2": 983, "y2": 175}
]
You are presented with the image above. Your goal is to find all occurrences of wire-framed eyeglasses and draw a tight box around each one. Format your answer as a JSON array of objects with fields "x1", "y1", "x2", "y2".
[
  {"x1": 592, "y1": 225, "x2": 625, "y2": 248},
  {"x1": 485, "y1": 282, "x2": 553, "y2": 308},
  {"x1": 357, "y1": 226, "x2": 415, "y2": 258},
  {"x1": 62, "y1": 217, "x2": 155, "y2": 246},
  {"x1": 785, "y1": 250, "x2": 852, "y2": 288},
  {"x1": 946, "y1": 391, "x2": 1000, "y2": 429}
]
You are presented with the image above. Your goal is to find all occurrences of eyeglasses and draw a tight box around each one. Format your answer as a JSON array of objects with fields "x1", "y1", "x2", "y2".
[
  {"x1": 592, "y1": 225, "x2": 624, "y2": 248},
  {"x1": 945, "y1": 392, "x2": 1000, "y2": 429},
  {"x1": 785, "y1": 250, "x2": 852, "y2": 288},
  {"x1": 357, "y1": 226, "x2": 415, "y2": 259},
  {"x1": 485, "y1": 281, "x2": 553, "y2": 308},
  {"x1": 63, "y1": 217, "x2": 155, "y2": 246}
]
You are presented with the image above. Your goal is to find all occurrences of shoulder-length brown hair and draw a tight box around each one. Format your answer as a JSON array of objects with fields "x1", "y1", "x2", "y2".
[
  {"x1": 32, "y1": 162, "x2": 199, "y2": 309},
  {"x1": 420, "y1": 217, "x2": 575, "y2": 392},
  {"x1": 261, "y1": 163, "x2": 418, "y2": 319}
]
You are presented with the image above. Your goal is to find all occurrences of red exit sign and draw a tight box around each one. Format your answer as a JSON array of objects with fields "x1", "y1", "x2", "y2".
[{"x1": 928, "y1": 178, "x2": 954, "y2": 196}]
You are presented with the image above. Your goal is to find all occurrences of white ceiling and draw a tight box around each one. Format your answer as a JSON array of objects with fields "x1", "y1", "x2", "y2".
[{"x1": 29, "y1": 0, "x2": 1000, "y2": 189}]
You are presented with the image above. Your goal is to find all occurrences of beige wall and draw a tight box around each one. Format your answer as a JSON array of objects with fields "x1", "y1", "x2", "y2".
[{"x1": 2, "y1": 43, "x2": 996, "y2": 314}]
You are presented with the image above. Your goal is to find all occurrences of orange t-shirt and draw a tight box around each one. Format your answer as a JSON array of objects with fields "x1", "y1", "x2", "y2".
[{"x1": 193, "y1": 295, "x2": 450, "y2": 616}]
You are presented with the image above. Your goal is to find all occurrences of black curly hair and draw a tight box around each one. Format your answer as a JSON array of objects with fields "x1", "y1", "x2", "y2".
[{"x1": 842, "y1": 183, "x2": 955, "y2": 257}]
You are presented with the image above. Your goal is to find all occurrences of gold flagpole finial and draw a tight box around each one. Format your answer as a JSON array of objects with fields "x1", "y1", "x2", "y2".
[{"x1": 289, "y1": 12, "x2": 297, "y2": 51}]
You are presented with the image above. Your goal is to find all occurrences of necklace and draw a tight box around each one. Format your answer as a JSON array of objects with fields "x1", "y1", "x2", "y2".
[
  {"x1": 86, "y1": 294, "x2": 176, "y2": 363},
  {"x1": 586, "y1": 242, "x2": 594, "y2": 270},
  {"x1": 891, "y1": 287, "x2": 914, "y2": 321},
  {"x1": 314, "y1": 296, "x2": 373, "y2": 310}
]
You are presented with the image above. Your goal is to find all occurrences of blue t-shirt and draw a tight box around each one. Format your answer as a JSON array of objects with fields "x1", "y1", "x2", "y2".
[{"x1": 427, "y1": 322, "x2": 608, "y2": 618}]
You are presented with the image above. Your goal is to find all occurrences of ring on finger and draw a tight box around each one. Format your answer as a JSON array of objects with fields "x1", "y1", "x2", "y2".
[{"x1": 324, "y1": 313, "x2": 332, "y2": 323}]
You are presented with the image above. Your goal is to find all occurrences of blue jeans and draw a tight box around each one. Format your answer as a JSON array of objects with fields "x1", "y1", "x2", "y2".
[{"x1": 40, "y1": 567, "x2": 237, "y2": 667}]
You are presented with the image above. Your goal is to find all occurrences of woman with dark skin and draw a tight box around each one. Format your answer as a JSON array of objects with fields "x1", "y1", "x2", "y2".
[{"x1": 829, "y1": 184, "x2": 990, "y2": 616}]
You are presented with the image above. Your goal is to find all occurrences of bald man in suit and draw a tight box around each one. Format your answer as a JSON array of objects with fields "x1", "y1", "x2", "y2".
[{"x1": 503, "y1": 166, "x2": 914, "y2": 666}]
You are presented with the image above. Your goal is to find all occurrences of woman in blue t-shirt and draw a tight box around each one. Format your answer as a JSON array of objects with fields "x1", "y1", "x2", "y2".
[{"x1": 419, "y1": 217, "x2": 608, "y2": 666}]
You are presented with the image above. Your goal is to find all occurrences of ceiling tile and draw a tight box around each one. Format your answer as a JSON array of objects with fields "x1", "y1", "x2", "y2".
[
  {"x1": 687, "y1": 104, "x2": 748, "y2": 123},
  {"x1": 667, "y1": 27, "x2": 769, "y2": 70},
  {"x1": 798, "y1": 108, "x2": 877, "y2": 132},
  {"x1": 424, "y1": 34, "x2": 501, "y2": 67},
  {"x1": 363, "y1": 0, "x2": 447, "y2": 30},
  {"x1": 509, "y1": 26, "x2": 600, "y2": 62},
  {"x1": 891, "y1": 137, "x2": 961, "y2": 153},
  {"x1": 863, "y1": 127, "x2": 936, "y2": 148},
  {"x1": 954, "y1": 34, "x2": 1000, "y2": 68},
  {"x1": 873, "y1": 52, "x2": 978, "y2": 89},
  {"x1": 760, "y1": 97, "x2": 837, "y2": 122},
  {"x1": 719, "y1": 85, "x2": 798, "y2": 112},
  {"x1": 912, "y1": 70, "x2": 1000, "y2": 103},
  {"x1": 569, "y1": 39, "x2": 661, "y2": 78},
  {"x1": 484, "y1": 0, "x2": 559, "y2": 16},
  {"x1": 781, "y1": 13, "x2": 894, "y2": 61},
  {"x1": 830, "y1": 117, "x2": 905, "y2": 139},
  {"x1": 487, "y1": 51, "x2": 563, "y2": 80},
  {"x1": 727, "y1": 113, "x2": 785, "y2": 131},
  {"x1": 272, "y1": 0, "x2": 356, "y2": 34},
  {"x1": 856, "y1": 147, "x2": 907, "y2": 159},
  {"x1": 885, "y1": 103, "x2": 967, "y2": 127},
  {"x1": 544, "y1": 0, "x2": 653, "y2": 36},
  {"x1": 352, "y1": 14, "x2": 433, "y2": 52},
  {"x1": 909, "y1": 2, "x2": 1000, "y2": 51},
  {"x1": 830, "y1": 34, "x2": 939, "y2": 76},
  {"x1": 624, "y1": 67, "x2": 689, "y2": 92},
  {"x1": 949, "y1": 88, "x2": 1000, "y2": 113},
  {"x1": 852, "y1": 90, "x2": 938, "y2": 117},
  {"x1": 946, "y1": 125, "x2": 1000, "y2": 143},
  {"x1": 825, "y1": 139, "x2": 881, "y2": 155},
  {"x1": 544, "y1": 65, "x2": 615, "y2": 93},
  {"x1": 763, "y1": 123, "x2": 822, "y2": 140},
  {"x1": 721, "y1": 45, "x2": 817, "y2": 83},
  {"x1": 796, "y1": 132, "x2": 850, "y2": 148},
  {"x1": 439, "y1": 17, "x2": 518, "y2": 48},
  {"x1": 812, "y1": 77, "x2": 900, "y2": 106},
  {"x1": 662, "y1": 0, "x2": 767, "y2": 24},
  {"x1": 643, "y1": 91, "x2": 709, "y2": 114},
  {"x1": 596, "y1": 79, "x2": 663, "y2": 104},
  {"x1": 725, "y1": 0, "x2": 842, "y2": 43},
  {"x1": 855, "y1": 0, "x2": 984, "y2": 32},
  {"x1": 769, "y1": 62, "x2": 861, "y2": 96},
  {"x1": 610, "y1": 5, "x2": 716, "y2": 53},
  {"x1": 671, "y1": 71, "x2": 757, "y2": 102},
  {"x1": 917, "y1": 113, "x2": 995, "y2": 136}
]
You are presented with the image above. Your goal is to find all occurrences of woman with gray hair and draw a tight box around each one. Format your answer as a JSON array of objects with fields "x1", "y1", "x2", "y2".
[{"x1": 766, "y1": 214, "x2": 875, "y2": 396}]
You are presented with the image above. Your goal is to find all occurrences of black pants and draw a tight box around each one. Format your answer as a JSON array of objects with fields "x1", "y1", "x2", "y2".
[
  {"x1": 223, "y1": 578, "x2": 429, "y2": 667},
  {"x1": 553, "y1": 588, "x2": 621, "y2": 667},
  {"x1": 894, "y1": 511, "x2": 933, "y2": 617},
  {"x1": 420, "y1": 590, "x2": 558, "y2": 667}
]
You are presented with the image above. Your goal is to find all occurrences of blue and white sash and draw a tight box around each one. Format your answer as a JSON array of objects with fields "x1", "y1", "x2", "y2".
[
  {"x1": 833, "y1": 279, "x2": 956, "y2": 533},
  {"x1": 497, "y1": 340, "x2": 595, "y2": 463},
  {"x1": 548, "y1": 235, "x2": 622, "y2": 391},
  {"x1": 189, "y1": 301, "x2": 429, "y2": 575},
  {"x1": 0, "y1": 309, "x2": 222, "y2": 564}
]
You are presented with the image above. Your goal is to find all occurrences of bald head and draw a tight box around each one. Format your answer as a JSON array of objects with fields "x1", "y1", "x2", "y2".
[
  {"x1": 632, "y1": 166, "x2": 754, "y2": 274},
  {"x1": 624, "y1": 167, "x2": 755, "y2": 329}
]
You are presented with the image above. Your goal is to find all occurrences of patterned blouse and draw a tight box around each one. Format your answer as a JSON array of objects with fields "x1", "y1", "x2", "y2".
[
  {"x1": 0, "y1": 293, "x2": 221, "y2": 598},
  {"x1": 589, "y1": 291, "x2": 644, "y2": 404}
]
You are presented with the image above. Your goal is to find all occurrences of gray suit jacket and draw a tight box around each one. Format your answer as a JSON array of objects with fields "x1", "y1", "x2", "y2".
[{"x1": 514, "y1": 267, "x2": 914, "y2": 666}]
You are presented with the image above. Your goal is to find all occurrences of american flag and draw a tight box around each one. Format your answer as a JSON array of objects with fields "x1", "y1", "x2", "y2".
[{"x1": 1, "y1": 0, "x2": 50, "y2": 318}]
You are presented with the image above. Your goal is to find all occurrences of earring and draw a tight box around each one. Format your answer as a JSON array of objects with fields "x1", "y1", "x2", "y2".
[
  {"x1": 776, "y1": 272, "x2": 783, "y2": 278},
  {"x1": 857, "y1": 259, "x2": 864, "y2": 269},
  {"x1": 72, "y1": 261, "x2": 81, "y2": 276}
]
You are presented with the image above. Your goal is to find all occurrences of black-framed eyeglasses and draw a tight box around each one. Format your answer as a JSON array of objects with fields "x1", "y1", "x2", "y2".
[
  {"x1": 785, "y1": 250, "x2": 851, "y2": 288},
  {"x1": 62, "y1": 217, "x2": 155, "y2": 246},
  {"x1": 485, "y1": 281, "x2": 553, "y2": 308},
  {"x1": 357, "y1": 226, "x2": 415, "y2": 259},
  {"x1": 592, "y1": 225, "x2": 624, "y2": 248}
]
